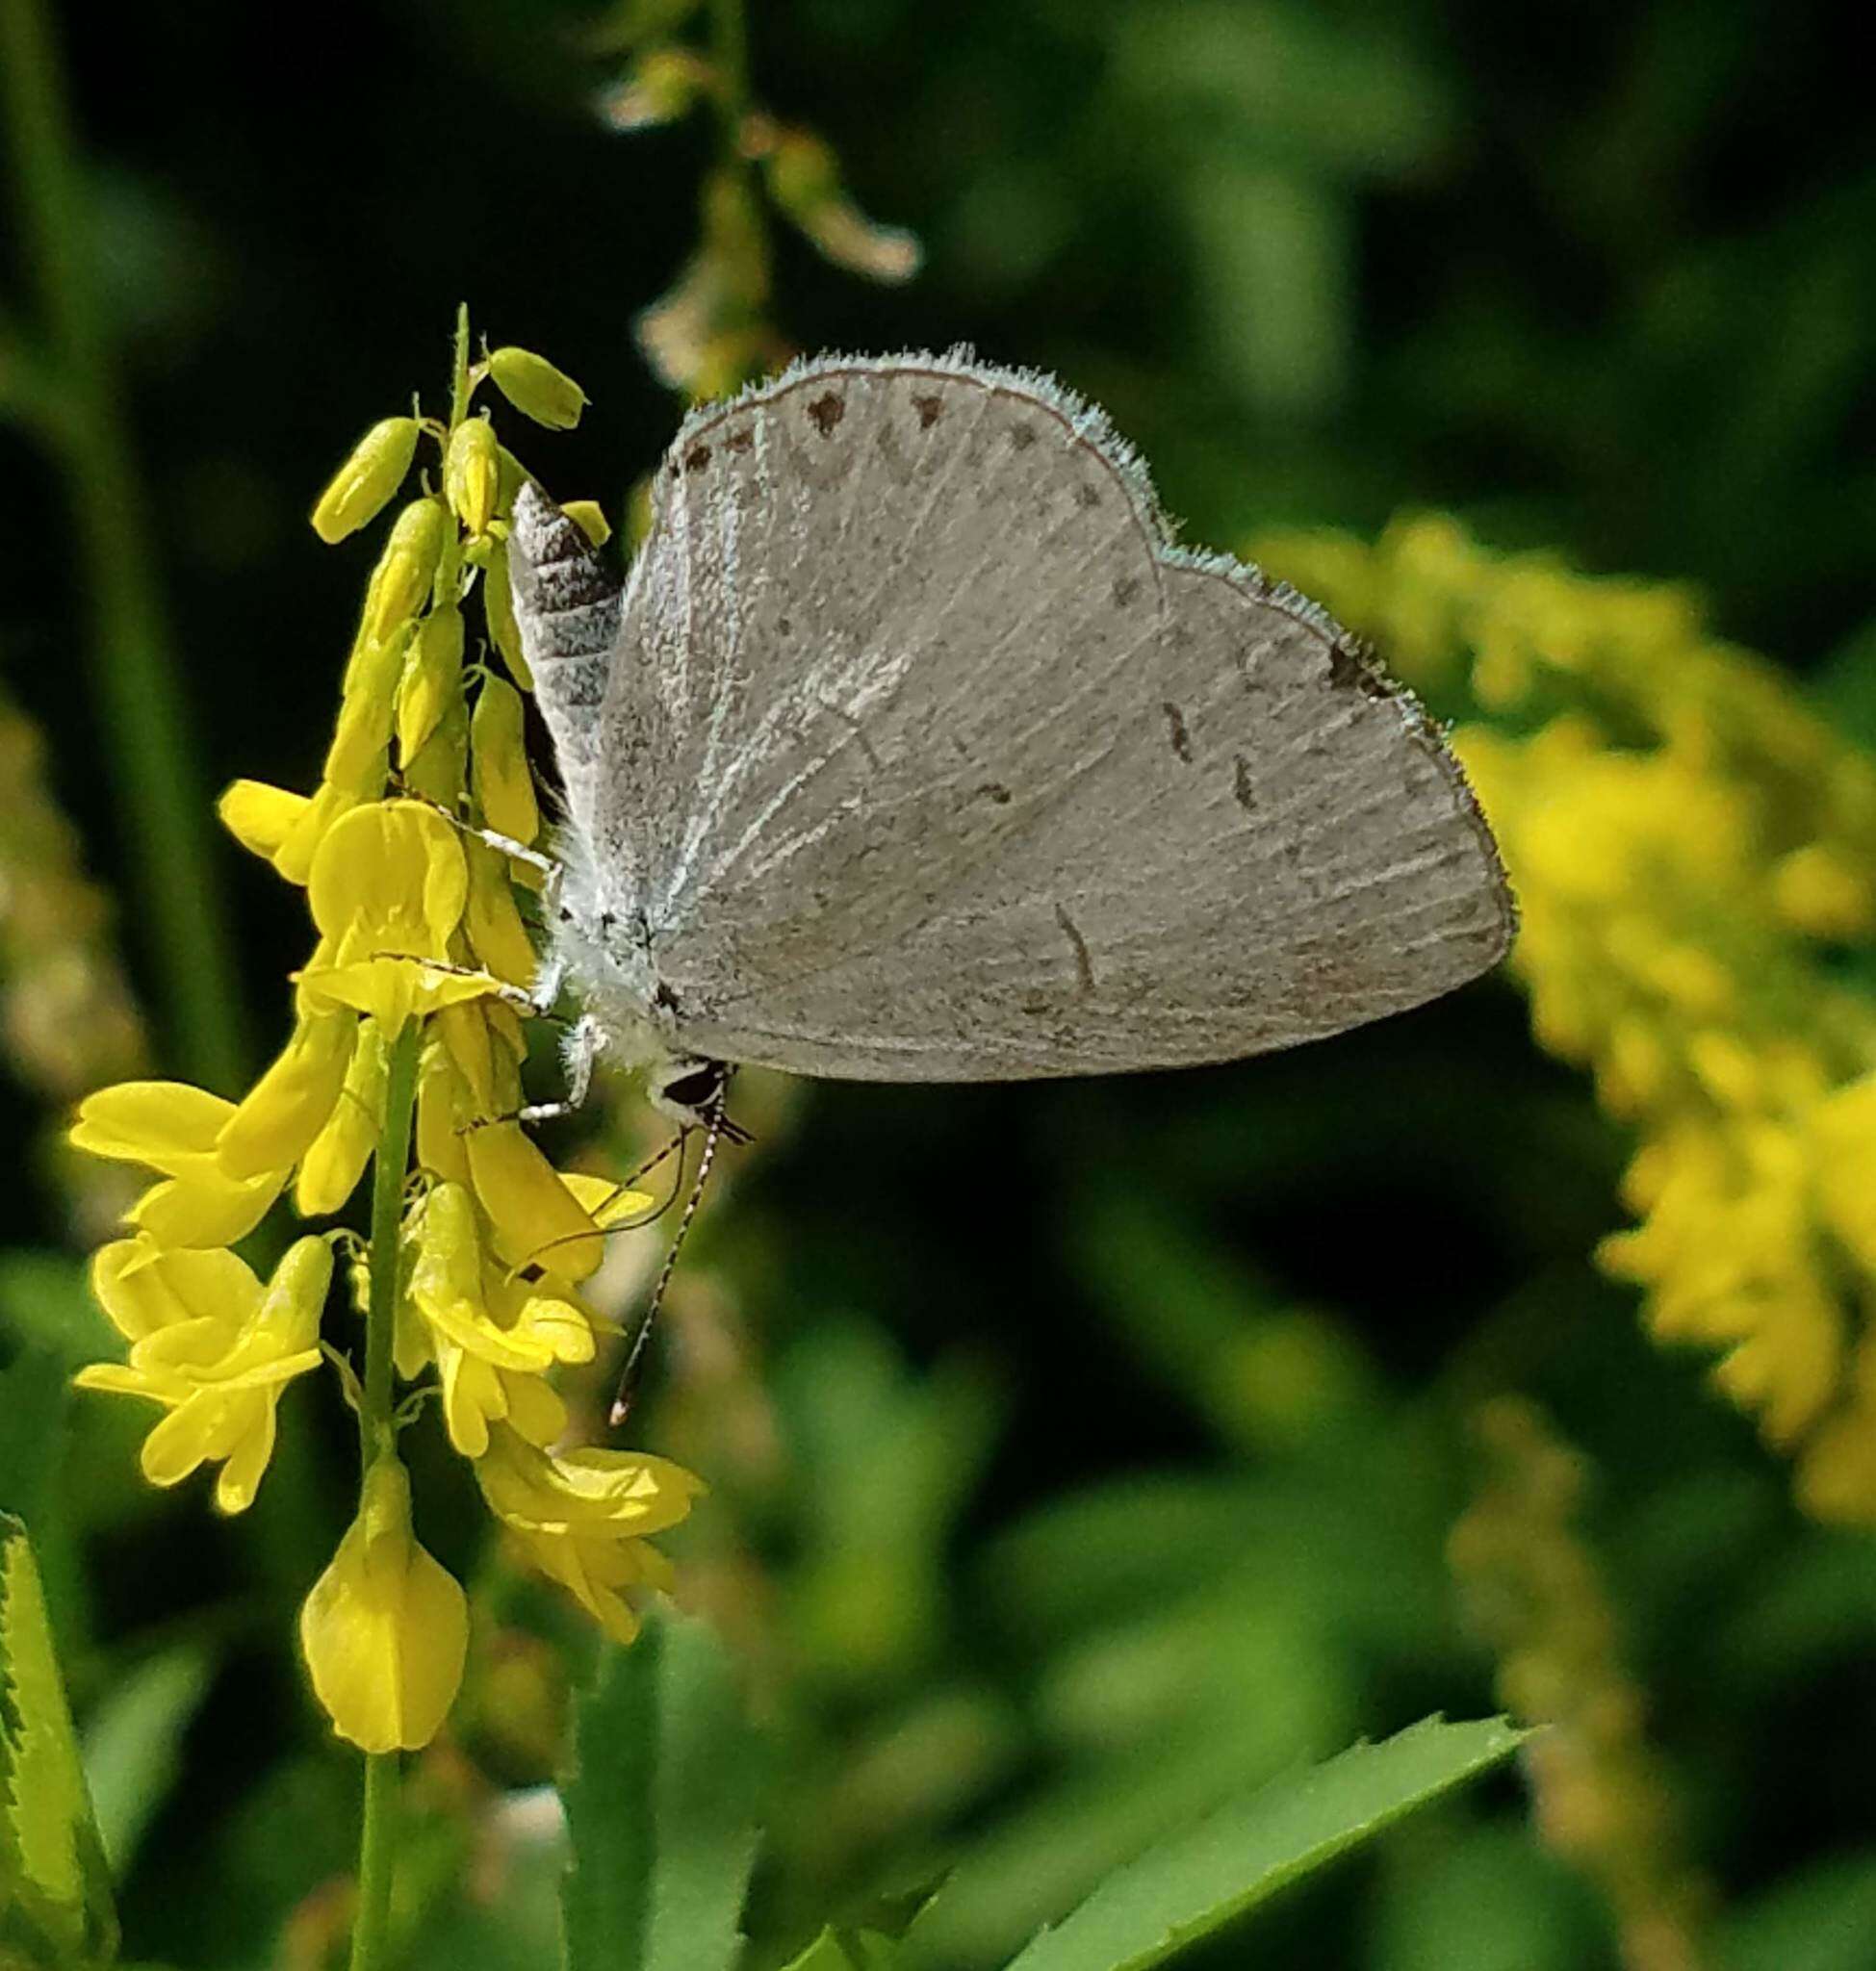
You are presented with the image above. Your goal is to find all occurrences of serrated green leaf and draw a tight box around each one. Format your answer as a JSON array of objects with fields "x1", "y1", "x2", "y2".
[
  {"x1": 559, "y1": 1611, "x2": 761, "y2": 1971},
  {"x1": 989, "y1": 1716, "x2": 1527, "y2": 1971},
  {"x1": 0, "y1": 1512, "x2": 117, "y2": 1968},
  {"x1": 779, "y1": 1881, "x2": 941, "y2": 1971}
]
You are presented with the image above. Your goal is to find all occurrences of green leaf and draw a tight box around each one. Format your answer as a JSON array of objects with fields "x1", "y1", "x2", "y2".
[
  {"x1": 778, "y1": 1883, "x2": 939, "y2": 1971},
  {"x1": 779, "y1": 1925, "x2": 903, "y2": 1971},
  {"x1": 0, "y1": 1511, "x2": 117, "y2": 1968},
  {"x1": 82, "y1": 1642, "x2": 216, "y2": 1876},
  {"x1": 559, "y1": 1610, "x2": 761, "y2": 1971},
  {"x1": 991, "y1": 1716, "x2": 1527, "y2": 1971}
]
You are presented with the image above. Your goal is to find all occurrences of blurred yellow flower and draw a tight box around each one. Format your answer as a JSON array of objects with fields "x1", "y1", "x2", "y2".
[
  {"x1": 300, "y1": 1457, "x2": 469, "y2": 1753},
  {"x1": 1255, "y1": 515, "x2": 1876, "y2": 1523}
]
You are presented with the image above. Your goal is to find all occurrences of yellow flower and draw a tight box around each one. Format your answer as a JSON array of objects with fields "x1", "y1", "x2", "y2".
[
  {"x1": 405, "y1": 1183, "x2": 600, "y2": 1456},
  {"x1": 1254, "y1": 514, "x2": 1876, "y2": 1523},
  {"x1": 296, "y1": 801, "x2": 503, "y2": 1030},
  {"x1": 475, "y1": 1424, "x2": 704, "y2": 1641},
  {"x1": 69, "y1": 1080, "x2": 288, "y2": 1247},
  {"x1": 74, "y1": 1236, "x2": 332, "y2": 1512},
  {"x1": 300, "y1": 1457, "x2": 468, "y2": 1753}
]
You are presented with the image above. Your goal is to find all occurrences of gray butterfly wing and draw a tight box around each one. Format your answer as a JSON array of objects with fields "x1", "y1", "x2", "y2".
[{"x1": 583, "y1": 353, "x2": 1513, "y2": 1080}]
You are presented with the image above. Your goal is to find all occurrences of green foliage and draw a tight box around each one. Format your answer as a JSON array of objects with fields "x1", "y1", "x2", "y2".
[
  {"x1": 0, "y1": 1514, "x2": 116, "y2": 1969},
  {"x1": 560, "y1": 1612, "x2": 762, "y2": 1971},
  {"x1": 990, "y1": 1718, "x2": 1527, "y2": 1971}
]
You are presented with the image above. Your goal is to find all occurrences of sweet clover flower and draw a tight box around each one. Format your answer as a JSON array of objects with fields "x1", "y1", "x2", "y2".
[
  {"x1": 1257, "y1": 516, "x2": 1876, "y2": 1523},
  {"x1": 68, "y1": 316, "x2": 702, "y2": 1759}
]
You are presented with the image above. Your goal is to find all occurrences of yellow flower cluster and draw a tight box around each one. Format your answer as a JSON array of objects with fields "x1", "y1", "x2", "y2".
[
  {"x1": 1451, "y1": 1399, "x2": 1709, "y2": 1971},
  {"x1": 1255, "y1": 516, "x2": 1876, "y2": 1522},
  {"x1": 68, "y1": 324, "x2": 703, "y2": 1753}
]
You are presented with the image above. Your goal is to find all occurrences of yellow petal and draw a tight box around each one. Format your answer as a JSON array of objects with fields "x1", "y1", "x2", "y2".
[
  {"x1": 300, "y1": 1459, "x2": 469, "y2": 1753},
  {"x1": 218, "y1": 779, "x2": 310, "y2": 860},
  {"x1": 562, "y1": 1172, "x2": 655, "y2": 1228},
  {"x1": 465, "y1": 1124, "x2": 603, "y2": 1281},
  {"x1": 296, "y1": 1018, "x2": 389, "y2": 1216},
  {"x1": 444, "y1": 418, "x2": 501, "y2": 536},
  {"x1": 465, "y1": 845, "x2": 539, "y2": 989},
  {"x1": 470, "y1": 678, "x2": 538, "y2": 845},
  {"x1": 273, "y1": 781, "x2": 364, "y2": 886},
  {"x1": 127, "y1": 1166, "x2": 287, "y2": 1248},
  {"x1": 90, "y1": 1238, "x2": 262, "y2": 1343},
  {"x1": 308, "y1": 801, "x2": 469, "y2": 959},
  {"x1": 415, "y1": 1040, "x2": 474, "y2": 1187},
  {"x1": 218, "y1": 1011, "x2": 357, "y2": 1180},
  {"x1": 70, "y1": 1082, "x2": 236, "y2": 1171}
]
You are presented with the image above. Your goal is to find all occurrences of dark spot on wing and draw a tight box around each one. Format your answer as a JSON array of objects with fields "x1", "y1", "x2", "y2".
[
  {"x1": 807, "y1": 392, "x2": 845, "y2": 435},
  {"x1": 683, "y1": 443, "x2": 712, "y2": 473},
  {"x1": 1162, "y1": 701, "x2": 1194, "y2": 763},
  {"x1": 1113, "y1": 575, "x2": 1142, "y2": 607},
  {"x1": 725, "y1": 426, "x2": 754, "y2": 453},
  {"x1": 912, "y1": 394, "x2": 942, "y2": 428},
  {"x1": 1076, "y1": 482, "x2": 1101, "y2": 508},
  {"x1": 777, "y1": 616, "x2": 792, "y2": 637},
  {"x1": 1009, "y1": 422, "x2": 1039, "y2": 450},
  {"x1": 1054, "y1": 903, "x2": 1095, "y2": 995},
  {"x1": 651, "y1": 980, "x2": 682, "y2": 1014},
  {"x1": 1233, "y1": 754, "x2": 1255, "y2": 812},
  {"x1": 1327, "y1": 638, "x2": 1392, "y2": 701},
  {"x1": 977, "y1": 781, "x2": 1013, "y2": 806}
]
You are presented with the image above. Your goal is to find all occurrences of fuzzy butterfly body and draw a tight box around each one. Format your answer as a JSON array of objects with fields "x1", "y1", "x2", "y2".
[{"x1": 506, "y1": 351, "x2": 1513, "y2": 1108}]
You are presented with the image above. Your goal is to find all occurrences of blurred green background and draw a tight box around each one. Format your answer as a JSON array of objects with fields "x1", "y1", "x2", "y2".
[{"x1": 4, "y1": 1, "x2": 1876, "y2": 1966}]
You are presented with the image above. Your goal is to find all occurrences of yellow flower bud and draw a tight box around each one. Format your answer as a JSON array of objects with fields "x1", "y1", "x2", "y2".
[
  {"x1": 464, "y1": 848, "x2": 538, "y2": 989},
  {"x1": 561, "y1": 499, "x2": 611, "y2": 548},
  {"x1": 396, "y1": 606, "x2": 466, "y2": 765},
  {"x1": 444, "y1": 417, "x2": 501, "y2": 537},
  {"x1": 470, "y1": 678, "x2": 538, "y2": 845},
  {"x1": 415, "y1": 1038, "x2": 474, "y2": 1188},
  {"x1": 311, "y1": 417, "x2": 420, "y2": 545},
  {"x1": 360, "y1": 499, "x2": 449, "y2": 647},
  {"x1": 481, "y1": 544, "x2": 534, "y2": 691},
  {"x1": 300, "y1": 1457, "x2": 468, "y2": 1752},
  {"x1": 325, "y1": 628, "x2": 408, "y2": 794},
  {"x1": 217, "y1": 1009, "x2": 357, "y2": 1180},
  {"x1": 401, "y1": 687, "x2": 468, "y2": 810},
  {"x1": 487, "y1": 346, "x2": 588, "y2": 430},
  {"x1": 218, "y1": 779, "x2": 309, "y2": 861}
]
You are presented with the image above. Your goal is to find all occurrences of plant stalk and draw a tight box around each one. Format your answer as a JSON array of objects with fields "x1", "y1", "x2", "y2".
[{"x1": 347, "y1": 1016, "x2": 422, "y2": 1971}]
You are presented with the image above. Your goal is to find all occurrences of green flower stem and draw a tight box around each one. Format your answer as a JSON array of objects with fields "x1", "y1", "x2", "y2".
[
  {"x1": 348, "y1": 1016, "x2": 422, "y2": 1971},
  {"x1": 0, "y1": 0, "x2": 249, "y2": 1092}
]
